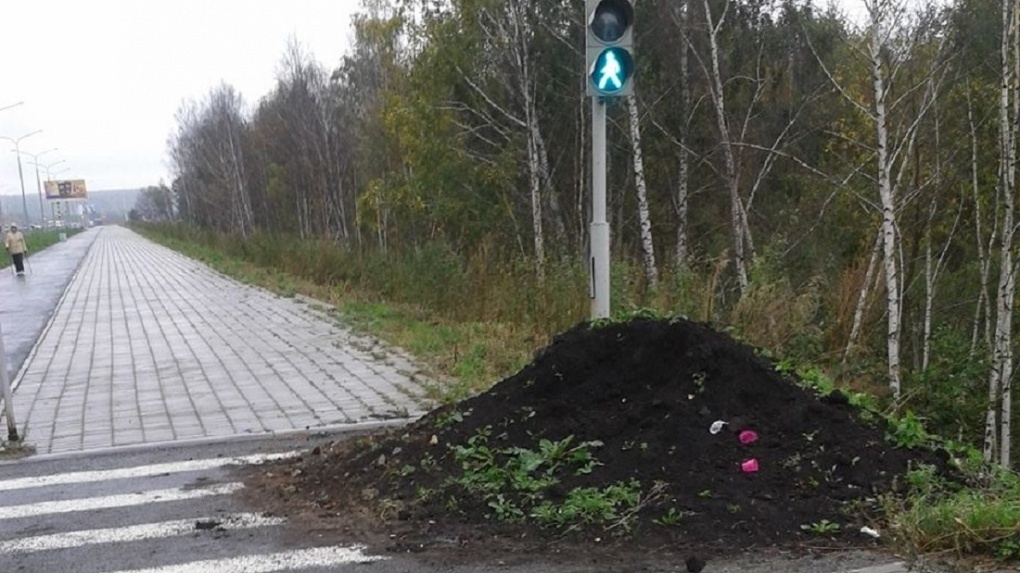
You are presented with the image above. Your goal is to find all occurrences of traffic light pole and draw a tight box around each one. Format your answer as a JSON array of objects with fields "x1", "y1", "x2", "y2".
[
  {"x1": 591, "y1": 98, "x2": 610, "y2": 319},
  {"x1": 586, "y1": 0, "x2": 634, "y2": 319}
]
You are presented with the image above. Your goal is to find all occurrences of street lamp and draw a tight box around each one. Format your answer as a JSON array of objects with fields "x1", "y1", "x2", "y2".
[
  {"x1": 28, "y1": 159, "x2": 66, "y2": 227},
  {"x1": 18, "y1": 148, "x2": 57, "y2": 225},
  {"x1": 33, "y1": 162, "x2": 68, "y2": 226},
  {"x1": 46, "y1": 166, "x2": 70, "y2": 227},
  {"x1": 41, "y1": 163, "x2": 69, "y2": 180},
  {"x1": 0, "y1": 129, "x2": 43, "y2": 224},
  {"x1": 0, "y1": 102, "x2": 25, "y2": 441}
]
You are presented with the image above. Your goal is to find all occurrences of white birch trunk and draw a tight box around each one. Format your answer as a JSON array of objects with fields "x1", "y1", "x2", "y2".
[
  {"x1": 923, "y1": 224, "x2": 933, "y2": 372},
  {"x1": 675, "y1": 1, "x2": 691, "y2": 267},
  {"x1": 626, "y1": 95, "x2": 659, "y2": 289},
  {"x1": 702, "y1": 0, "x2": 750, "y2": 294},
  {"x1": 986, "y1": 0, "x2": 1017, "y2": 466},
  {"x1": 999, "y1": 0, "x2": 1015, "y2": 466},
  {"x1": 506, "y1": 0, "x2": 546, "y2": 272},
  {"x1": 533, "y1": 124, "x2": 568, "y2": 249},
  {"x1": 527, "y1": 130, "x2": 546, "y2": 274},
  {"x1": 869, "y1": 6, "x2": 902, "y2": 400},
  {"x1": 844, "y1": 228, "x2": 883, "y2": 366},
  {"x1": 968, "y1": 87, "x2": 994, "y2": 353},
  {"x1": 922, "y1": 114, "x2": 945, "y2": 372}
]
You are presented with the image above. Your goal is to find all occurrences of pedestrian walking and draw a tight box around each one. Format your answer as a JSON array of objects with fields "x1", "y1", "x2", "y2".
[{"x1": 5, "y1": 224, "x2": 27, "y2": 276}]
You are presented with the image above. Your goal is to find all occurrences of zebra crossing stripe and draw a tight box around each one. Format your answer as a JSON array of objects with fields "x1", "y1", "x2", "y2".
[
  {"x1": 0, "y1": 452, "x2": 298, "y2": 492},
  {"x1": 0, "y1": 483, "x2": 244, "y2": 520},
  {"x1": 0, "y1": 512, "x2": 286, "y2": 554},
  {"x1": 100, "y1": 545, "x2": 387, "y2": 572}
]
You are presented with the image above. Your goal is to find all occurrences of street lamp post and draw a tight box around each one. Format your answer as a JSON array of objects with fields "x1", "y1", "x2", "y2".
[
  {"x1": 0, "y1": 102, "x2": 26, "y2": 441},
  {"x1": 43, "y1": 166, "x2": 69, "y2": 226},
  {"x1": 29, "y1": 159, "x2": 66, "y2": 227},
  {"x1": 39, "y1": 163, "x2": 69, "y2": 182},
  {"x1": 18, "y1": 148, "x2": 57, "y2": 225},
  {"x1": 1, "y1": 129, "x2": 43, "y2": 224}
]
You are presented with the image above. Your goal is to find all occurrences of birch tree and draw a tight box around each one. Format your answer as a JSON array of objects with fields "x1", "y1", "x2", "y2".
[
  {"x1": 627, "y1": 95, "x2": 659, "y2": 288},
  {"x1": 985, "y1": 0, "x2": 1017, "y2": 466},
  {"x1": 167, "y1": 84, "x2": 255, "y2": 238},
  {"x1": 811, "y1": 0, "x2": 948, "y2": 399},
  {"x1": 966, "y1": 85, "x2": 996, "y2": 354},
  {"x1": 688, "y1": 0, "x2": 825, "y2": 296},
  {"x1": 673, "y1": 1, "x2": 692, "y2": 267},
  {"x1": 699, "y1": 0, "x2": 755, "y2": 293},
  {"x1": 457, "y1": 0, "x2": 571, "y2": 271}
]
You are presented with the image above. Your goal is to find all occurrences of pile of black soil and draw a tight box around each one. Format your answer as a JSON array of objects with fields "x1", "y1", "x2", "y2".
[{"x1": 244, "y1": 318, "x2": 948, "y2": 555}]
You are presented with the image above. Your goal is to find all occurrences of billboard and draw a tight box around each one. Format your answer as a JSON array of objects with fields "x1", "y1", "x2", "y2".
[{"x1": 44, "y1": 179, "x2": 88, "y2": 200}]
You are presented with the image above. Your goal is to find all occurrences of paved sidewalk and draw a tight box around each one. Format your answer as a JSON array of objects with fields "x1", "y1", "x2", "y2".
[
  {"x1": 0, "y1": 229, "x2": 98, "y2": 380},
  {"x1": 1, "y1": 226, "x2": 431, "y2": 455}
]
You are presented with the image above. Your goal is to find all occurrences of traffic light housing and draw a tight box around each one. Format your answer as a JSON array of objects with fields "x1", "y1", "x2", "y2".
[{"x1": 585, "y1": 0, "x2": 635, "y2": 97}]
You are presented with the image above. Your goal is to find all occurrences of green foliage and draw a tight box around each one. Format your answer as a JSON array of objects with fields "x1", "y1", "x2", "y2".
[
  {"x1": 787, "y1": 363, "x2": 836, "y2": 395},
  {"x1": 904, "y1": 328, "x2": 989, "y2": 446},
  {"x1": 24, "y1": 228, "x2": 82, "y2": 254},
  {"x1": 434, "y1": 408, "x2": 472, "y2": 429},
  {"x1": 886, "y1": 410, "x2": 932, "y2": 449},
  {"x1": 654, "y1": 507, "x2": 684, "y2": 526},
  {"x1": 530, "y1": 481, "x2": 641, "y2": 528},
  {"x1": 885, "y1": 462, "x2": 1020, "y2": 562},
  {"x1": 800, "y1": 519, "x2": 841, "y2": 535},
  {"x1": 447, "y1": 429, "x2": 639, "y2": 530}
]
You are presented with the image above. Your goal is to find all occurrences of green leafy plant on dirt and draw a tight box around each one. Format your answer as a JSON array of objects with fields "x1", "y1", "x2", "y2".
[
  {"x1": 886, "y1": 410, "x2": 931, "y2": 449},
  {"x1": 653, "y1": 507, "x2": 684, "y2": 526},
  {"x1": 776, "y1": 361, "x2": 880, "y2": 419},
  {"x1": 433, "y1": 407, "x2": 472, "y2": 429},
  {"x1": 590, "y1": 308, "x2": 665, "y2": 330},
  {"x1": 800, "y1": 519, "x2": 841, "y2": 535},
  {"x1": 446, "y1": 428, "x2": 645, "y2": 531}
]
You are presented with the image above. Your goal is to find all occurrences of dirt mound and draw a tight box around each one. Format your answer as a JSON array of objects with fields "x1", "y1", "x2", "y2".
[{"x1": 247, "y1": 318, "x2": 947, "y2": 553}]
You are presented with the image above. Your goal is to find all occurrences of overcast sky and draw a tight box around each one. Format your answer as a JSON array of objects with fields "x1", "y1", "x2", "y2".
[
  {"x1": 0, "y1": 1, "x2": 872, "y2": 200},
  {"x1": 0, "y1": 0, "x2": 359, "y2": 196}
]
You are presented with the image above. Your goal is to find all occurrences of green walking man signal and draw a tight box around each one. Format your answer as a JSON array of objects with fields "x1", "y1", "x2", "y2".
[{"x1": 585, "y1": 0, "x2": 635, "y2": 97}]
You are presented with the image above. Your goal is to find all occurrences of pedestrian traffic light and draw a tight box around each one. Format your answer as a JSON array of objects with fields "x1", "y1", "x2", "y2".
[{"x1": 585, "y1": 0, "x2": 635, "y2": 97}]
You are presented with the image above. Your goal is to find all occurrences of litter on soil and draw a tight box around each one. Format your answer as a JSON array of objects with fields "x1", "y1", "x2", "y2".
[{"x1": 243, "y1": 317, "x2": 949, "y2": 556}]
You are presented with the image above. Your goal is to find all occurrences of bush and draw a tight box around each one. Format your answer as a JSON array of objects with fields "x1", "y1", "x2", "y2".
[{"x1": 904, "y1": 328, "x2": 989, "y2": 444}]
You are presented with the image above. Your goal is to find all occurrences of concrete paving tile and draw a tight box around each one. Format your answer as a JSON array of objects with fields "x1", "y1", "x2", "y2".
[{"x1": 2, "y1": 226, "x2": 434, "y2": 455}]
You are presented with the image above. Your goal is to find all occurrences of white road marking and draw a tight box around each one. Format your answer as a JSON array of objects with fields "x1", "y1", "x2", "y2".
[
  {"x1": 0, "y1": 483, "x2": 244, "y2": 520},
  {"x1": 843, "y1": 565, "x2": 908, "y2": 573},
  {"x1": 0, "y1": 451, "x2": 298, "y2": 492},
  {"x1": 101, "y1": 546, "x2": 387, "y2": 572},
  {"x1": 0, "y1": 512, "x2": 286, "y2": 554}
]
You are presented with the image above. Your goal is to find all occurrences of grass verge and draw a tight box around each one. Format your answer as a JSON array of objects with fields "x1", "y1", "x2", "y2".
[{"x1": 882, "y1": 454, "x2": 1020, "y2": 568}]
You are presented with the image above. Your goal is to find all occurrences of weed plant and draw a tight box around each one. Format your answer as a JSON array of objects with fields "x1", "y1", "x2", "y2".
[{"x1": 885, "y1": 460, "x2": 1020, "y2": 563}]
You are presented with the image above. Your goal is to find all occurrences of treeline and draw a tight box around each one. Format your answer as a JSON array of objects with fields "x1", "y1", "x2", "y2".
[{"x1": 164, "y1": 0, "x2": 1017, "y2": 465}]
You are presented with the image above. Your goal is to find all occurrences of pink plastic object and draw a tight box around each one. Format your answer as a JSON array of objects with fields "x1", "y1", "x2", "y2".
[
  {"x1": 740, "y1": 458, "x2": 759, "y2": 473},
  {"x1": 739, "y1": 430, "x2": 758, "y2": 445}
]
